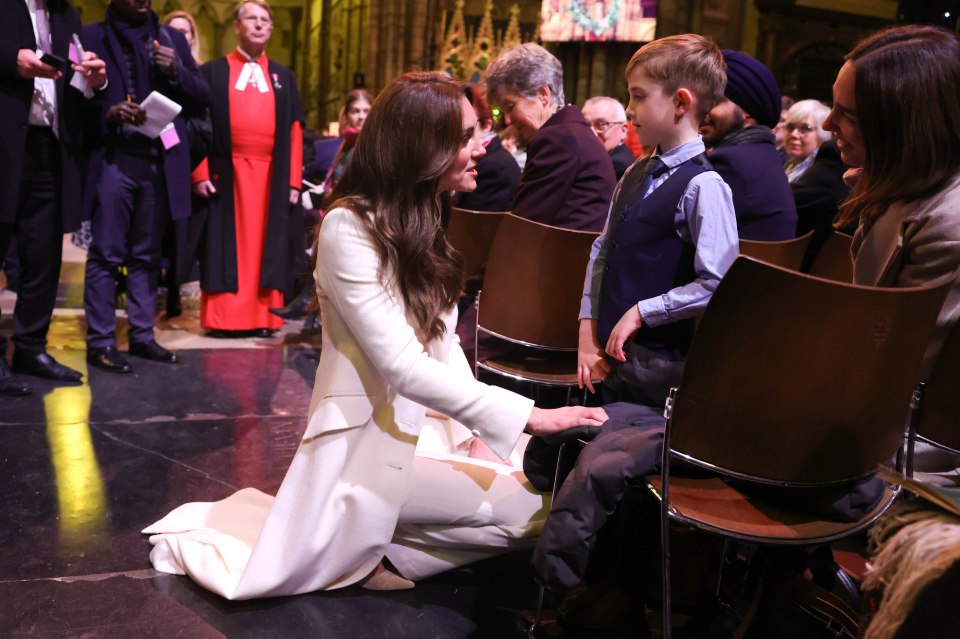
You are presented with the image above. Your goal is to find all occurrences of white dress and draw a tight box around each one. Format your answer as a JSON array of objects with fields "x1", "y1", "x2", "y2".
[{"x1": 143, "y1": 208, "x2": 545, "y2": 599}]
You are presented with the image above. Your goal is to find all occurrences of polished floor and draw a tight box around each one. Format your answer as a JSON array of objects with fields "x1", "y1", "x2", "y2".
[{"x1": 1, "y1": 242, "x2": 637, "y2": 639}]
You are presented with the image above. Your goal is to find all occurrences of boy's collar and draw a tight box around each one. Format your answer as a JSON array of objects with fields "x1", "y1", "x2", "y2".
[{"x1": 655, "y1": 137, "x2": 706, "y2": 168}]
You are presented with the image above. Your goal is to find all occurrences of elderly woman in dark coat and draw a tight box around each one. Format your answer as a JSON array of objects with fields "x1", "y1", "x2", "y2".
[{"x1": 485, "y1": 44, "x2": 616, "y2": 232}]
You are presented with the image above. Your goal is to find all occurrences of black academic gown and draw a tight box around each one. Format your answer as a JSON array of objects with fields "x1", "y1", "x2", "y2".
[{"x1": 189, "y1": 57, "x2": 304, "y2": 293}]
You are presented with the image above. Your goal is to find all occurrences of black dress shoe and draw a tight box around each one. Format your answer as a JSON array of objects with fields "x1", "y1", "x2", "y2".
[
  {"x1": 0, "y1": 360, "x2": 31, "y2": 396},
  {"x1": 207, "y1": 329, "x2": 240, "y2": 339},
  {"x1": 87, "y1": 346, "x2": 132, "y2": 374},
  {"x1": 129, "y1": 339, "x2": 179, "y2": 363},
  {"x1": 12, "y1": 350, "x2": 83, "y2": 382}
]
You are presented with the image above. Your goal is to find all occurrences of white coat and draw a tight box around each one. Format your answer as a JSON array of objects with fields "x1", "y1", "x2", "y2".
[{"x1": 143, "y1": 207, "x2": 535, "y2": 599}]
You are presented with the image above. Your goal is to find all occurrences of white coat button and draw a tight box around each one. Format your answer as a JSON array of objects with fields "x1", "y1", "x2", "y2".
[{"x1": 470, "y1": 429, "x2": 481, "y2": 437}]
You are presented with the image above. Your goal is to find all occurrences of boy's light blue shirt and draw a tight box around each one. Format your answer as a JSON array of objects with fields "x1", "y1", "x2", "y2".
[{"x1": 579, "y1": 136, "x2": 739, "y2": 328}]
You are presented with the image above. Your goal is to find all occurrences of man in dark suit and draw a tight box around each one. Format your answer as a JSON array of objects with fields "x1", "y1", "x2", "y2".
[
  {"x1": 582, "y1": 96, "x2": 636, "y2": 181},
  {"x1": 698, "y1": 50, "x2": 797, "y2": 241},
  {"x1": 0, "y1": 0, "x2": 107, "y2": 396},
  {"x1": 81, "y1": 0, "x2": 210, "y2": 373}
]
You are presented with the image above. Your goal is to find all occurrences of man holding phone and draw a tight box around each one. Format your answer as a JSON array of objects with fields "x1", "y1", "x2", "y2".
[{"x1": 0, "y1": 0, "x2": 107, "y2": 396}]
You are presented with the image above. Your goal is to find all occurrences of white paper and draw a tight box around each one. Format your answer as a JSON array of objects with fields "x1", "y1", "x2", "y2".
[
  {"x1": 69, "y1": 71, "x2": 93, "y2": 98},
  {"x1": 131, "y1": 91, "x2": 182, "y2": 139}
]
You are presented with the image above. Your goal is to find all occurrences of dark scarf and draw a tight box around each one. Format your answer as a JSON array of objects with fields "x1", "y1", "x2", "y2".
[
  {"x1": 714, "y1": 124, "x2": 776, "y2": 150},
  {"x1": 104, "y1": 5, "x2": 159, "y2": 102}
]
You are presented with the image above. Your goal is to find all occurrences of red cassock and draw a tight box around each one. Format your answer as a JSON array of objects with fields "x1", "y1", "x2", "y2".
[{"x1": 195, "y1": 51, "x2": 302, "y2": 331}]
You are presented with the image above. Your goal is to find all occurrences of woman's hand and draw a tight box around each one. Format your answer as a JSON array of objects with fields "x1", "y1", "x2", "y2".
[
  {"x1": 467, "y1": 437, "x2": 511, "y2": 465},
  {"x1": 578, "y1": 319, "x2": 609, "y2": 393},
  {"x1": 526, "y1": 406, "x2": 608, "y2": 437}
]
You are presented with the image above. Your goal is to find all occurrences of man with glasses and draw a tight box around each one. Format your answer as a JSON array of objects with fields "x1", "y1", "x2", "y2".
[
  {"x1": 189, "y1": 0, "x2": 304, "y2": 338},
  {"x1": 582, "y1": 96, "x2": 636, "y2": 181},
  {"x1": 697, "y1": 50, "x2": 797, "y2": 241}
]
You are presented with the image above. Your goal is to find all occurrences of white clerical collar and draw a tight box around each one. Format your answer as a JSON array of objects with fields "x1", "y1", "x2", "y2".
[{"x1": 235, "y1": 48, "x2": 268, "y2": 93}]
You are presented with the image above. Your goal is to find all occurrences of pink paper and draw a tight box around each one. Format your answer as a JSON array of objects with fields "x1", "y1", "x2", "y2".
[{"x1": 160, "y1": 125, "x2": 180, "y2": 150}]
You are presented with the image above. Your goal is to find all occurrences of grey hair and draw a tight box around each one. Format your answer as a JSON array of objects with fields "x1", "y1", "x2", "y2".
[
  {"x1": 583, "y1": 96, "x2": 627, "y2": 121},
  {"x1": 485, "y1": 43, "x2": 565, "y2": 107},
  {"x1": 785, "y1": 99, "x2": 832, "y2": 144}
]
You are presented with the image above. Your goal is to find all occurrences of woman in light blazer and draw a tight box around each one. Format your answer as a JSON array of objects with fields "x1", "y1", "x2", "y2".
[
  {"x1": 143, "y1": 72, "x2": 607, "y2": 599},
  {"x1": 824, "y1": 25, "x2": 960, "y2": 480}
]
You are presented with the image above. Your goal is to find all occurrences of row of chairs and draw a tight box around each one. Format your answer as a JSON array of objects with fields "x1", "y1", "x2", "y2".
[
  {"x1": 449, "y1": 205, "x2": 855, "y2": 400},
  {"x1": 448, "y1": 207, "x2": 959, "y2": 636}
]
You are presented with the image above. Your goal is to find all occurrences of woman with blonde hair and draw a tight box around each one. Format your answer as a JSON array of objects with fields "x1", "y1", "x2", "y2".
[
  {"x1": 782, "y1": 99, "x2": 831, "y2": 183},
  {"x1": 161, "y1": 10, "x2": 201, "y2": 62}
]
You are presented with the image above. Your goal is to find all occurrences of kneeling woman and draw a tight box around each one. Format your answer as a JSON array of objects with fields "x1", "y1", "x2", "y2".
[{"x1": 143, "y1": 72, "x2": 606, "y2": 599}]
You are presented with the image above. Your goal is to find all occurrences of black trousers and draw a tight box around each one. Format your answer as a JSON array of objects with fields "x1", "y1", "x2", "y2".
[{"x1": 0, "y1": 126, "x2": 63, "y2": 356}]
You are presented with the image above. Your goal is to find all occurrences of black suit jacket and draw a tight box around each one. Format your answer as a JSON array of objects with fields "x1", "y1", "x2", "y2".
[
  {"x1": 0, "y1": 0, "x2": 87, "y2": 229},
  {"x1": 513, "y1": 105, "x2": 616, "y2": 232},
  {"x1": 792, "y1": 140, "x2": 850, "y2": 239},
  {"x1": 457, "y1": 135, "x2": 520, "y2": 212},
  {"x1": 609, "y1": 143, "x2": 636, "y2": 181}
]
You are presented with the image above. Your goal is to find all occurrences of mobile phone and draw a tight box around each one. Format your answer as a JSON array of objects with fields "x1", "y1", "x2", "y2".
[{"x1": 39, "y1": 51, "x2": 67, "y2": 70}]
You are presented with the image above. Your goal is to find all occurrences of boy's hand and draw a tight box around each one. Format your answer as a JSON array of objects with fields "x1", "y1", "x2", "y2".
[
  {"x1": 605, "y1": 306, "x2": 643, "y2": 362},
  {"x1": 577, "y1": 319, "x2": 609, "y2": 393}
]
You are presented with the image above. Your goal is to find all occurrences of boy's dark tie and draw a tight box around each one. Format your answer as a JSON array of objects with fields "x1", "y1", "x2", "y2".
[{"x1": 617, "y1": 157, "x2": 669, "y2": 224}]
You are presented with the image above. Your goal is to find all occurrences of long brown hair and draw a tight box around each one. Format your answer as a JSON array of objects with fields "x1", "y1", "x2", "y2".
[
  {"x1": 327, "y1": 72, "x2": 466, "y2": 343},
  {"x1": 837, "y1": 25, "x2": 960, "y2": 227}
]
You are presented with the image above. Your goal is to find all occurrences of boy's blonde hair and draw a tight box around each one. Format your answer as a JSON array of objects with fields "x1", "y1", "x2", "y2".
[{"x1": 626, "y1": 34, "x2": 726, "y2": 120}]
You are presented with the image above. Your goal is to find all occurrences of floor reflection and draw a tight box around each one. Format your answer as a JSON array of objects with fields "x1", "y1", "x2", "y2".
[{"x1": 0, "y1": 239, "x2": 551, "y2": 639}]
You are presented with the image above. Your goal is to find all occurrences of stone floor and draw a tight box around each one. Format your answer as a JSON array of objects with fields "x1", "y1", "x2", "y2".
[{"x1": 1, "y1": 240, "x2": 653, "y2": 639}]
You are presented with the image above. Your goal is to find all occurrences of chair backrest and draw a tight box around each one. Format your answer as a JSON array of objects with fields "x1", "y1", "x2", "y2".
[
  {"x1": 808, "y1": 231, "x2": 854, "y2": 282},
  {"x1": 915, "y1": 317, "x2": 960, "y2": 453},
  {"x1": 669, "y1": 256, "x2": 951, "y2": 485},
  {"x1": 739, "y1": 231, "x2": 813, "y2": 272},
  {"x1": 447, "y1": 207, "x2": 507, "y2": 280},
  {"x1": 477, "y1": 214, "x2": 599, "y2": 349}
]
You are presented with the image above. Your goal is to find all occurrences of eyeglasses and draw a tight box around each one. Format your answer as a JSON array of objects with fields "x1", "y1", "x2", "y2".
[
  {"x1": 786, "y1": 122, "x2": 816, "y2": 135},
  {"x1": 238, "y1": 16, "x2": 272, "y2": 26},
  {"x1": 589, "y1": 120, "x2": 626, "y2": 133}
]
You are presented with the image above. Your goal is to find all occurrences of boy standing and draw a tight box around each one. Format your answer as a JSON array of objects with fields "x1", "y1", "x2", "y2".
[
  {"x1": 577, "y1": 34, "x2": 739, "y2": 406},
  {"x1": 527, "y1": 36, "x2": 741, "y2": 626}
]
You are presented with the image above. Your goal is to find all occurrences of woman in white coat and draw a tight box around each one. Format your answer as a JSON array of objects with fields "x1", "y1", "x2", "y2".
[{"x1": 143, "y1": 72, "x2": 608, "y2": 599}]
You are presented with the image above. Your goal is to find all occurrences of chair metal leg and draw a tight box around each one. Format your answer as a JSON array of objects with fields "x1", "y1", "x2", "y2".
[
  {"x1": 661, "y1": 388, "x2": 677, "y2": 639},
  {"x1": 905, "y1": 383, "x2": 926, "y2": 477},
  {"x1": 715, "y1": 538, "x2": 731, "y2": 601},
  {"x1": 528, "y1": 442, "x2": 568, "y2": 637},
  {"x1": 660, "y1": 460, "x2": 673, "y2": 639}
]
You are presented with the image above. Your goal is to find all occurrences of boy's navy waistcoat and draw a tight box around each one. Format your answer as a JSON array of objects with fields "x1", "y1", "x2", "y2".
[{"x1": 597, "y1": 154, "x2": 712, "y2": 352}]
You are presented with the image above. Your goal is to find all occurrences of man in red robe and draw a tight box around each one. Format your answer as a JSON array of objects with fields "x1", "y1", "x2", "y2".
[{"x1": 191, "y1": 0, "x2": 303, "y2": 336}]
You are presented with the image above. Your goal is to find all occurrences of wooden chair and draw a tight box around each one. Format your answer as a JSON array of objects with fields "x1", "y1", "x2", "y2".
[
  {"x1": 446, "y1": 207, "x2": 506, "y2": 281},
  {"x1": 808, "y1": 231, "x2": 854, "y2": 282},
  {"x1": 645, "y1": 256, "x2": 952, "y2": 638},
  {"x1": 738, "y1": 230, "x2": 813, "y2": 271},
  {"x1": 906, "y1": 317, "x2": 960, "y2": 476},
  {"x1": 475, "y1": 214, "x2": 599, "y2": 392}
]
